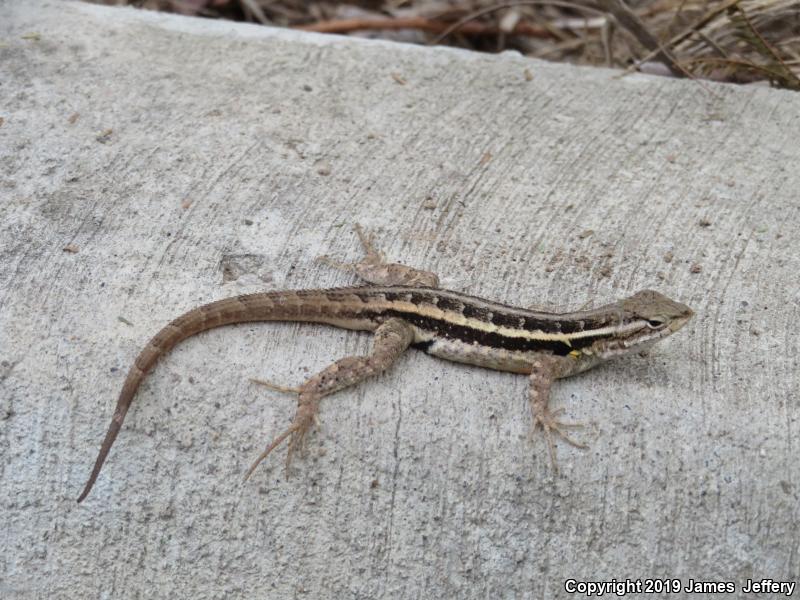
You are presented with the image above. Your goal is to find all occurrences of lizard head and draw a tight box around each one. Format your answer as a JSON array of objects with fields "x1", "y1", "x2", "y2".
[
  {"x1": 622, "y1": 289, "x2": 694, "y2": 335},
  {"x1": 589, "y1": 290, "x2": 694, "y2": 360}
]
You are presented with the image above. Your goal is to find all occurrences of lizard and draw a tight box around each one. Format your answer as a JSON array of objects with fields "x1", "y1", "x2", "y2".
[{"x1": 76, "y1": 225, "x2": 694, "y2": 502}]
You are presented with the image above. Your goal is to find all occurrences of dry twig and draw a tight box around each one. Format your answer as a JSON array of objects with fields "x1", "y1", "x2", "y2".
[
  {"x1": 430, "y1": 1, "x2": 606, "y2": 45},
  {"x1": 594, "y1": 0, "x2": 683, "y2": 76},
  {"x1": 297, "y1": 16, "x2": 552, "y2": 38}
]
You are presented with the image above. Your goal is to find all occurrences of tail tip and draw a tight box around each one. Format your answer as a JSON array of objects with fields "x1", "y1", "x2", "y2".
[{"x1": 76, "y1": 485, "x2": 91, "y2": 504}]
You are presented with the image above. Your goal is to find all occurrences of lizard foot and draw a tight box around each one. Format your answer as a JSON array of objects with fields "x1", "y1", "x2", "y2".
[
  {"x1": 317, "y1": 224, "x2": 439, "y2": 287},
  {"x1": 243, "y1": 398, "x2": 321, "y2": 482},
  {"x1": 530, "y1": 407, "x2": 587, "y2": 473},
  {"x1": 315, "y1": 223, "x2": 385, "y2": 275}
]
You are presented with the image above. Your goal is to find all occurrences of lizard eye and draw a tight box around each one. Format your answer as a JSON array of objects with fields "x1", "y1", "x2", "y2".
[{"x1": 646, "y1": 317, "x2": 667, "y2": 329}]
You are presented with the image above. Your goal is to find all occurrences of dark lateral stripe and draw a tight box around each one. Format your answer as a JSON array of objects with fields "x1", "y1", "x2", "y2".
[
  {"x1": 411, "y1": 339, "x2": 435, "y2": 351},
  {"x1": 435, "y1": 296, "x2": 465, "y2": 312},
  {"x1": 320, "y1": 286, "x2": 621, "y2": 335},
  {"x1": 381, "y1": 310, "x2": 610, "y2": 356},
  {"x1": 413, "y1": 291, "x2": 434, "y2": 303},
  {"x1": 461, "y1": 302, "x2": 489, "y2": 321},
  {"x1": 382, "y1": 290, "x2": 427, "y2": 305},
  {"x1": 490, "y1": 305, "x2": 618, "y2": 335},
  {"x1": 380, "y1": 289, "x2": 571, "y2": 333},
  {"x1": 490, "y1": 311, "x2": 524, "y2": 329}
]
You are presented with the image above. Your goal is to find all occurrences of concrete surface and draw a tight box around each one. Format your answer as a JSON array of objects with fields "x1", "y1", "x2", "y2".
[{"x1": 1, "y1": 0, "x2": 799, "y2": 597}]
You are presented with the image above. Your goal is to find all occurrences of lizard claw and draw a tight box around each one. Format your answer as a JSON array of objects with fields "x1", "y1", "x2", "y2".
[
  {"x1": 315, "y1": 255, "x2": 356, "y2": 273},
  {"x1": 243, "y1": 399, "x2": 319, "y2": 482},
  {"x1": 250, "y1": 378, "x2": 301, "y2": 395},
  {"x1": 531, "y1": 407, "x2": 587, "y2": 472}
]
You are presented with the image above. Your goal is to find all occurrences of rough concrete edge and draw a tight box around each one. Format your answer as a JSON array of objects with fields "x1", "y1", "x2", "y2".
[{"x1": 66, "y1": 0, "x2": 679, "y2": 87}]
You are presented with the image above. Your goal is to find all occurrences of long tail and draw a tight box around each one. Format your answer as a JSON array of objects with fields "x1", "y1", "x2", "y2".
[{"x1": 76, "y1": 288, "x2": 374, "y2": 502}]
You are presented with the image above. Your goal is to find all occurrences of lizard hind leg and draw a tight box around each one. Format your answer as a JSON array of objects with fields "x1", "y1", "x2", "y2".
[
  {"x1": 244, "y1": 317, "x2": 415, "y2": 481},
  {"x1": 317, "y1": 223, "x2": 439, "y2": 288}
]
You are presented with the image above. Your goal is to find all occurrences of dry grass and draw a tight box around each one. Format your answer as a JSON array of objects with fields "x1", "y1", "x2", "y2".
[{"x1": 85, "y1": 0, "x2": 800, "y2": 89}]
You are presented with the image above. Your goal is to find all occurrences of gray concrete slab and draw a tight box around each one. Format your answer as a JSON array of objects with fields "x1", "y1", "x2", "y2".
[{"x1": 1, "y1": 0, "x2": 799, "y2": 597}]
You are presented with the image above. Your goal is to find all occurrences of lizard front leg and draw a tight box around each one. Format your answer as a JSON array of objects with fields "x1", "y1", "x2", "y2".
[
  {"x1": 245, "y1": 317, "x2": 414, "y2": 479},
  {"x1": 318, "y1": 223, "x2": 439, "y2": 287},
  {"x1": 529, "y1": 354, "x2": 588, "y2": 472}
]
